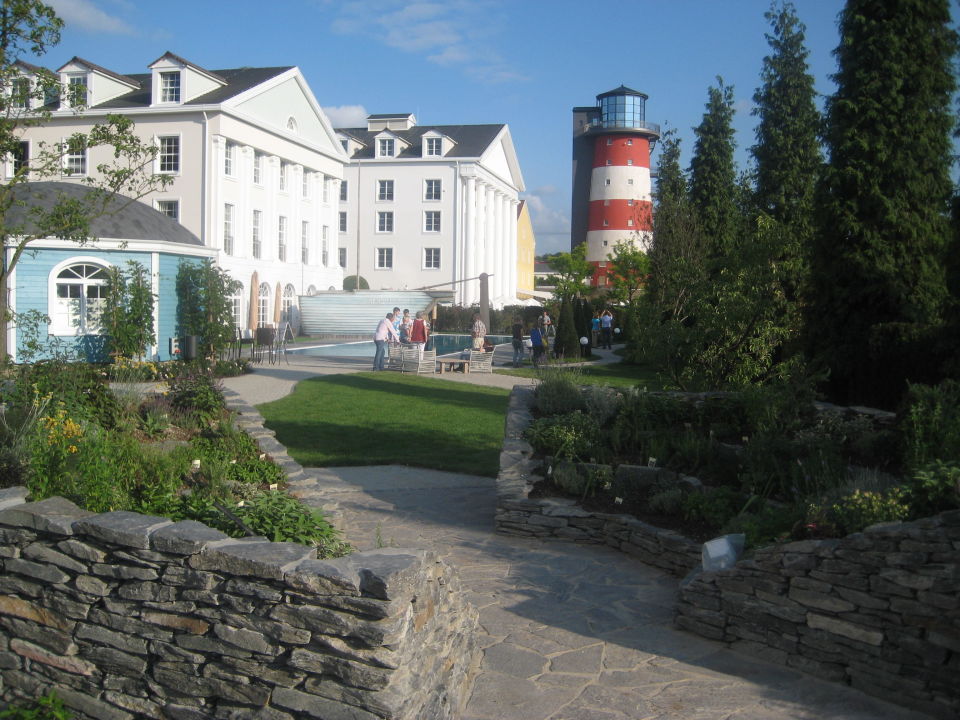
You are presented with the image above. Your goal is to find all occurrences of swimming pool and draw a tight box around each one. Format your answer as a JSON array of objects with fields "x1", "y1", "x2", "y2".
[{"x1": 288, "y1": 334, "x2": 511, "y2": 358}]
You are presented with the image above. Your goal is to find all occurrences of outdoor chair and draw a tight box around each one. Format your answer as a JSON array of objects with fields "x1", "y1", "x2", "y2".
[
  {"x1": 401, "y1": 347, "x2": 436, "y2": 375},
  {"x1": 468, "y1": 349, "x2": 493, "y2": 373},
  {"x1": 386, "y1": 343, "x2": 404, "y2": 371},
  {"x1": 253, "y1": 327, "x2": 276, "y2": 364},
  {"x1": 272, "y1": 322, "x2": 292, "y2": 365}
]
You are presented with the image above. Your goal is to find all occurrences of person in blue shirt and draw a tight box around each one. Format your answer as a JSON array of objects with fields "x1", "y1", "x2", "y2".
[{"x1": 529, "y1": 326, "x2": 545, "y2": 365}]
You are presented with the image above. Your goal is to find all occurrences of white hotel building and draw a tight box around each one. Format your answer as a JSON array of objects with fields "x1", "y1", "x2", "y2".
[
  {"x1": 12, "y1": 52, "x2": 346, "y2": 329},
  {"x1": 336, "y1": 114, "x2": 525, "y2": 307}
]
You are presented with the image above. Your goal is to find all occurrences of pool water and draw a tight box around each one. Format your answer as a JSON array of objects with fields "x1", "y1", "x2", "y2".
[{"x1": 288, "y1": 334, "x2": 511, "y2": 358}]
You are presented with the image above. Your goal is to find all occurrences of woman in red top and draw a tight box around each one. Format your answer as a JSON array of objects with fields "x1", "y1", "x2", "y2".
[{"x1": 410, "y1": 311, "x2": 430, "y2": 358}]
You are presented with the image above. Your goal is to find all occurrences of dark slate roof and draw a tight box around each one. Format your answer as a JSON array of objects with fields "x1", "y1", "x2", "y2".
[
  {"x1": 58, "y1": 56, "x2": 139, "y2": 88},
  {"x1": 148, "y1": 52, "x2": 227, "y2": 83},
  {"x1": 334, "y1": 124, "x2": 505, "y2": 160},
  {"x1": 8, "y1": 182, "x2": 202, "y2": 246},
  {"x1": 367, "y1": 113, "x2": 413, "y2": 119},
  {"x1": 85, "y1": 66, "x2": 293, "y2": 110},
  {"x1": 597, "y1": 85, "x2": 648, "y2": 100}
]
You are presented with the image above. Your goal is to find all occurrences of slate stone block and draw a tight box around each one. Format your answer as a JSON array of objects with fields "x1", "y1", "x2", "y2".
[
  {"x1": 74, "y1": 511, "x2": 173, "y2": 549},
  {"x1": 0, "y1": 497, "x2": 94, "y2": 535}
]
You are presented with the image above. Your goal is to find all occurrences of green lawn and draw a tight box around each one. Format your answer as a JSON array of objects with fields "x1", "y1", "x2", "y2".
[
  {"x1": 257, "y1": 373, "x2": 510, "y2": 477},
  {"x1": 496, "y1": 361, "x2": 665, "y2": 389}
]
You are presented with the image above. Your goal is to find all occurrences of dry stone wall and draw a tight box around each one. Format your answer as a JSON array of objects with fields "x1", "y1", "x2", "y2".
[
  {"x1": 495, "y1": 387, "x2": 701, "y2": 577},
  {"x1": 676, "y1": 513, "x2": 960, "y2": 719},
  {"x1": 0, "y1": 486, "x2": 479, "y2": 720}
]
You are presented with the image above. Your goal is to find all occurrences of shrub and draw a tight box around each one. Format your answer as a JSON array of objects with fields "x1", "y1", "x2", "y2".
[
  {"x1": 681, "y1": 486, "x2": 745, "y2": 532},
  {"x1": 721, "y1": 503, "x2": 804, "y2": 549},
  {"x1": 534, "y1": 368, "x2": 585, "y2": 416},
  {"x1": 9, "y1": 360, "x2": 120, "y2": 429},
  {"x1": 0, "y1": 691, "x2": 73, "y2": 719},
  {"x1": 904, "y1": 460, "x2": 960, "y2": 518},
  {"x1": 190, "y1": 423, "x2": 285, "y2": 486},
  {"x1": 551, "y1": 462, "x2": 610, "y2": 500},
  {"x1": 900, "y1": 380, "x2": 960, "y2": 472},
  {"x1": 811, "y1": 487, "x2": 910, "y2": 536},
  {"x1": 525, "y1": 412, "x2": 599, "y2": 460},
  {"x1": 169, "y1": 370, "x2": 225, "y2": 427},
  {"x1": 582, "y1": 385, "x2": 621, "y2": 426},
  {"x1": 610, "y1": 390, "x2": 688, "y2": 455}
]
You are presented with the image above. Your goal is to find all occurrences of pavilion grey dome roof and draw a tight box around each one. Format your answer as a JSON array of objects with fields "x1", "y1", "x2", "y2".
[{"x1": 7, "y1": 182, "x2": 202, "y2": 245}]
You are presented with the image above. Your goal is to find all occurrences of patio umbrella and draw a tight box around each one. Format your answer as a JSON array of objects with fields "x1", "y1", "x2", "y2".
[
  {"x1": 274, "y1": 282, "x2": 282, "y2": 326},
  {"x1": 248, "y1": 271, "x2": 259, "y2": 330}
]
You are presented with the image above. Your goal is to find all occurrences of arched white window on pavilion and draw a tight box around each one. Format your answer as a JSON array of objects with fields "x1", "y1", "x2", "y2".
[
  {"x1": 258, "y1": 282, "x2": 271, "y2": 328},
  {"x1": 50, "y1": 260, "x2": 109, "y2": 335},
  {"x1": 229, "y1": 286, "x2": 243, "y2": 329},
  {"x1": 282, "y1": 284, "x2": 296, "y2": 322}
]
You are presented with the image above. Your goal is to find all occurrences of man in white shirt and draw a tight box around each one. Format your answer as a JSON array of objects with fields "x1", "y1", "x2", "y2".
[
  {"x1": 374, "y1": 313, "x2": 400, "y2": 370},
  {"x1": 471, "y1": 312, "x2": 487, "y2": 351}
]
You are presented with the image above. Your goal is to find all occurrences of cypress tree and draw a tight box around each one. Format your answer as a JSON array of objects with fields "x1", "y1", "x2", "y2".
[
  {"x1": 689, "y1": 78, "x2": 738, "y2": 256},
  {"x1": 807, "y1": 0, "x2": 958, "y2": 405},
  {"x1": 555, "y1": 299, "x2": 580, "y2": 360},
  {"x1": 751, "y1": 1, "x2": 821, "y2": 237}
]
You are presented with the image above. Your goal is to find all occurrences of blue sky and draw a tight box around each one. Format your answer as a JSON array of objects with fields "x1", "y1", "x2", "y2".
[{"x1": 39, "y1": 0, "x2": 936, "y2": 253}]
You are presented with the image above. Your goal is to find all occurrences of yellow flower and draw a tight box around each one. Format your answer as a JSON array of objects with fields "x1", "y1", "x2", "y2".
[{"x1": 67, "y1": 445, "x2": 79, "y2": 454}]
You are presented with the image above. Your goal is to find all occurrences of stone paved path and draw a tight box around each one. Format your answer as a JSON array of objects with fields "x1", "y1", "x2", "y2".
[{"x1": 288, "y1": 467, "x2": 931, "y2": 720}]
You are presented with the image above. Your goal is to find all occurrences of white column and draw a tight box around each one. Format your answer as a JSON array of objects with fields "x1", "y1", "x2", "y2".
[
  {"x1": 463, "y1": 174, "x2": 476, "y2": 306},
  {"x1": 492, "y1": 191, "x2": 504, "y2": 305},
  {"x1": 239, "y1": 146, "x2": 254, "y2": 258},
  {"x1": 209, "y1": 135, "x2": 226, "y2": 249},
  {"x1": 484, "y1": 184, "x2": 496, "y2": 287},
  {"x1": 500, "y1": 193, "x2": 510, "y2": 302}
]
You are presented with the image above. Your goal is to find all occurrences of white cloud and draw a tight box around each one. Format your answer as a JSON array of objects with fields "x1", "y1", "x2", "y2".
[
  {"x1": 48, "y1": 0, "x2": 135, "y2": 35},
  {"x1": 326, "y1": 0, "x2": 524, "y2": 85},
  {"x1": 522, "y1": 188, "x2": 571, "y2": 255},
  {"x1": 322, "y1": 104, "x2": 369, "y2": 129}
]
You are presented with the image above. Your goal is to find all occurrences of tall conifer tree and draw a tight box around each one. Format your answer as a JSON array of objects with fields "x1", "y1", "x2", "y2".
[
  {"x1": 689, "y1": 79, "x2": 738, "y2": 256},
  {"x1": 808, "y1": 0, "x2": 957, "y2": 404}
]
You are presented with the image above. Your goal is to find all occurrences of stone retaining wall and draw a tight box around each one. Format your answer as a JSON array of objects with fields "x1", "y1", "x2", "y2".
[
  {"x1": 495, "y1": 387, "x2": 701, "y2": 578},
  {"x1": 0, "y1": 488, "x2": 479, "y2": 719},
  {"x1": 676, "y1": 513, "x2": 960, "y2": 719}
]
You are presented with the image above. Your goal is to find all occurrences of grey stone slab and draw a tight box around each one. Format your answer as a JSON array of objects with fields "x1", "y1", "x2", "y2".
[
  {"x1": 190, "y1": 539, "x2": 315, "y2": 580},
  {"x1": 548, "y1": 643, "x2": 604, "y2": 674},
  {"x1": 150, "y1": 520, "x2": 229, "y2": 555},
  {"x1": 481, "y1": 642, "x2": 546, "y2": 678},
  {"x1": 0, "y1": 496, "x2": 94, "y2": 535},
  {"x1": 74, "y1": 511, "x2": 173, "y2": 549}
]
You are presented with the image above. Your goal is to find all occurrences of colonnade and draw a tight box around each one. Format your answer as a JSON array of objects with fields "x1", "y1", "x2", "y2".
[{"x1": 460, "y1": 170, "x2": 519, "y2": 308}]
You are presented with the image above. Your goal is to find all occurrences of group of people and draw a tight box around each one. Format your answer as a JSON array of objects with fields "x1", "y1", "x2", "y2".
[{"x1": 373, "y1": 306, "x2": 431, "y2": 371}]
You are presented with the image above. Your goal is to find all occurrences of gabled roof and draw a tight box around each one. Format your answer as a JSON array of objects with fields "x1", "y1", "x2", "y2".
[
  {"x1": 8, "y1": 182, "x2": 202, "y2": 245},
  {"x1": 148, "y1": 51, "x2": 228, "y2": 84},
  {"x1": 86, "y1": 66, "x2": 294, "y2": 109},
  {"x1": 57, "y1": 56, "x2": 139, "y2": 88},
  {"x1": 597, "y1": 85, "x2": 648, "y2": 100},
  {"x1": 334, "y1": 124, "x2": 505, "y2": 160},
  {"x1": 14, "y1": 59, "x2": 53, "y2": 76}
]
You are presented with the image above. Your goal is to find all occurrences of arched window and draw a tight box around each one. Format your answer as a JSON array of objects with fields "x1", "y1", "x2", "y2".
[
  {"x1": 229, "y1": 285, "x2": 244, "y2": 329},
  {"x1": 307, "y1": 284, "x2": 317, "y2": 296},
  {"x1": 258, "y1": 282, "x2": 271, "y2": 327},
  {"x1": 282, "y1": 284, "x2": 296, "y2": 321},
  {"x1": 286, "y1": 116, "x2": 298, "y2": 133},
  {"x1": 51, "y1": 261, "x2": 109, "y2": 334}
]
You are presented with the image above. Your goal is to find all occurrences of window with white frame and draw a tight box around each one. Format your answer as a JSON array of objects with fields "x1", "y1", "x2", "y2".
[
  {"x1": 627, "y1": 218, "x2": 634, "y2": 227},
  {"x1": 156, "y1": 199, "x2": 178, "y2": 220},
  {"x1": 160, "y1": 71, "x2": 181, "y2": 103},
  {"x1": 376, "y1": 247, "x2": 393, "y2": 269},
  {"x1": 223, "y1": 203, "x2": 234, "y2": 255},
  {"x1": 64, "y1": 136, "x2": 86, "y2": 175},
  {"x1": 282, "y1": 284, "x2": 296, "y2": 321},
  {"x1": 426, "y1": 137, "x2": 442, "y2": 156},
  {"x1": 604, "y1": 178, "x2": 611, "y2": 186},
  {"x1": 627, "y1": 178, "x2": 634, "y2": 185},
  {"x1": 258, "y1": 282, "x2": 271, "y2": 327},
  {"x1": 52, "y1": 262, "x2": 108, "y2": 334},
  {"x1": 286, "y1": 117, "x2": 298, "y2": 133},
  {"x1": 158, "y1": 136, "x2": 179, "y2": 173},
  {"x1": 424, "y1": 179, "x2": 441, "y2": 201},
  {"x1": 424, "y1": 211, "x2": 440, "y2": 232},
  {"x1": 278, "y1": 216, "x2": 287, "y2": 261},
  {"x1": 377, "y1": 211, "x2": 393, "y2": 232},
  {"x1": 378, "y1": 138, "x2": 395, "y2": 157},
  {"x1": 321, "y1": 226, "x2": 329, "y2": 266},
  {"x1": 338, "y1": 211, "x2": 347, "y2": 233},
  {"x1": 253, "y1": 152, "x2": 262, "y2": 184},
  {"x1": 424, "y1": 247, "x2": 440, "y2": 269},
  {"x1": 302, "y1": 170, "x2": 310, "y2": 198},
  {"x1": 224, "y1": 142, "x2": 235, "y2": 176},
  {"x1": 627, "y1": 158, "x2": 634, "y2": 166},
  {"x1": 338, "y1": 247, "x2": 347, "y2": 268},
  {"x1": 11, "y1": 77, "x2": 29, "y2": 109},
  {"x1": 252, "y1": 210, "x2": 262, "y2": 259},
  {"x1": 68, "y1": 74, "x2": 87, "y2": 105},
  {"x1": 339, "y1": 180, "x2": 347, "y2": 202},
  {"x1": 301, "y1": 221, "x2": 310, "y2": 264},
  {"x1": 229, "y1": 289, "x2": 242, "y2": 328},
  {"x1": 627, "y1": 198, "x2": 634, "y2": 206},
  {"x1": 377, "y1": 179, "x2": 394, "y2": 201},
  {"x1": 12, "y1": 141, "x2": 28, "y2": 176},
  {"x1": 279, "y1": 162, "x2": 288, "y2": 191}
]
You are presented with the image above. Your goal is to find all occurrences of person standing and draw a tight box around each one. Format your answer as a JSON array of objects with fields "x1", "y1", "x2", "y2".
[
  {"x1": 410, "y1": 311, "x2": 430, "y2": 358},
  {"x1": 511, "y1": 316, "x2": 524, "y2": 368},
  {"x1": 529, "y1": 325, "x2": 545, "y2": 365},
  {"x1": 399, "y1": 309, "x2": 412, "y2": 343},
  {"x1": 391, "y1": 307, "x2": 402, "y2": 338},
  {"x1": 373, "y1": 312, "x2": 400, "y2": 370},
  {"x1": 600, "y1": 309, "x2": 614, "y2": 349},
  {"x1": 591, "y1": 312, "x2": 601, "y2": 347},
  {"x1": 471, "y1": 312, "x2": 487, "y2": 351}
]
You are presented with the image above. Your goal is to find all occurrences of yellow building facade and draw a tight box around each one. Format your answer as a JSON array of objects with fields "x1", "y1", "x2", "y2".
[{"x1": 515, "y1": 200, "x2": 536, "y2": 298}]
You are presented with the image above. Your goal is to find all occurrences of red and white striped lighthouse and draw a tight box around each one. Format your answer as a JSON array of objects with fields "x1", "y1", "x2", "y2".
[{"x1": 571, "y1": 86, "x2": 659, "y2": 287}]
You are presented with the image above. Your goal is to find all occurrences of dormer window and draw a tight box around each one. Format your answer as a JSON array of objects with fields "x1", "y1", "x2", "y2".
[
  {"x1": 378, "y1": 138, "x2": 395, "y2": 157},
  {"x1": 426, "y1": 137, "x2": 442, "y2": 156},
  {"x1": 68, "y1": 74, "x2": 87, "y2": 105},
  {"x1": 160, "y1": 71, "x2": 180, "y2": 103},
  {"x1": 11, "y1": 77, "x2": 30, "y2": 109}
]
